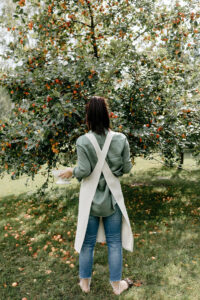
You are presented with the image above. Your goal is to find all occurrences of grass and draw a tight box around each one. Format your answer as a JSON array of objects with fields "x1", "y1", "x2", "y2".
[
  {"x1": 0, "y1": 154, "x2": 197, "y2": 197},
  {"x1": 0, "y1": 156, "x2": 200, "y2": 299}
]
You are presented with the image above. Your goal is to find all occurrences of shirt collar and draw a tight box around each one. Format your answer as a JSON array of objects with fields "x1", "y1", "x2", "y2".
[{"x1": 89, "y1": 128, "x2": 109, "y2": 135}]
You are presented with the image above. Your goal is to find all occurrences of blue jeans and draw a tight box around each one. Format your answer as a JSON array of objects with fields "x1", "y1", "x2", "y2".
[{"x1": 79, "y1": 203, "x2": 122, "y2": 282}]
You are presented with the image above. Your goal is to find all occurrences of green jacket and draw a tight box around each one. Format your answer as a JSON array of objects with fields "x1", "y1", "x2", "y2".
[{"x1": 73, "y1": 129, "x2": 133, "y2": 217}]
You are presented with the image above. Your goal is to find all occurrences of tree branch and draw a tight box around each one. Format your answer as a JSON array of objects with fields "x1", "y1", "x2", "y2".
[
  {"x1": 133, "y1": 14, "x2": 189, "y2": 42},
  {"x1": 71, "y1": 20, "x2": 91, "y2": 28},
  {"x1": 85, "y1": 0, "x2": 99, "y2": 59}
]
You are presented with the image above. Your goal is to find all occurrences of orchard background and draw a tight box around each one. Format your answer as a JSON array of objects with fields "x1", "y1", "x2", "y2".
[
  {"x1": 0, "y1": 0, "x2": 199, "y2": 191},
  {"x1": 0, "y1": 1, "x2": 200, "y2": 299}
]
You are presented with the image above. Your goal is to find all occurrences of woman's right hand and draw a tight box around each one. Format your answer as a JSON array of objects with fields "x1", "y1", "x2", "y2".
[{"x1": 58, "y1": 167, "x2": 73, "y2": 179}]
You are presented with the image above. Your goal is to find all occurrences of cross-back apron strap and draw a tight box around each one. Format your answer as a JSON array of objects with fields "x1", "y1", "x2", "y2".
[
  {"x1": 85, "y1": 130, "x2": 114, "y2": 171},
  {"x1": 75, "y1": 130, "x2": 134, "y2": 253}
]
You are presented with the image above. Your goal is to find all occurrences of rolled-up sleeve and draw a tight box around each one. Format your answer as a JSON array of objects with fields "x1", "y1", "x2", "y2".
[
  {"x1": 73, "y1": 141, "x2": 91, "y2": 182},
  {"x1": 122, "y1": 137, "x2": 133, "y2": 174}
]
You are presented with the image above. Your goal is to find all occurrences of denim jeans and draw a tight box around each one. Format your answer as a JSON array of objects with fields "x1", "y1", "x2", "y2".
[{"x1": 79, "y1": 203, "x2": 122, "y2": 282}]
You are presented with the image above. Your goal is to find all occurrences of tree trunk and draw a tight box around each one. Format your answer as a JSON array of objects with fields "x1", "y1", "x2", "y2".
[
  {"x1": 86, "y1": 0, "x2": 99, "y2": 59},
  {"x1": 178, "y1": 152, "x2": 184, "y2": 170}
]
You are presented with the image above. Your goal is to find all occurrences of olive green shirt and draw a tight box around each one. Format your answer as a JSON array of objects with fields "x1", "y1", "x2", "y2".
[{"x1": 73, "y1": 129, "x2": 133, "y2": 217}]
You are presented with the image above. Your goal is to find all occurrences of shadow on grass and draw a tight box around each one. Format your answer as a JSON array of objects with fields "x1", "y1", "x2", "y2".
[
  {"x1": 0, "y1": 169, "x2": 200, "y2": 299},
  {"x1": 121, "y1": 168, "x2": 200, "y2": 223}
]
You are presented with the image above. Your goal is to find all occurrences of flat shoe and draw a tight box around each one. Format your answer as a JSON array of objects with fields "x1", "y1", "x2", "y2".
[
  {"x1": 79, "y1": 278, "x2": 91, "y2": 293},
  {"x1": 123, "y1": 278, "x2": 133, "y2": 288},
  {"x1": 111, "y1": 278, "x2": 133, "y2": 295}
]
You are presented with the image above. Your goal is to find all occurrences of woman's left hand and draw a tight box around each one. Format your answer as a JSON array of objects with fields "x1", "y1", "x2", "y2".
[{"x1": 58, "y1": 167, "x2": 73, "y2": 179}]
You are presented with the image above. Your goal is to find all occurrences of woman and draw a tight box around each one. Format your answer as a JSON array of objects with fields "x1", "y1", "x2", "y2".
[{"x1": 59, "y1": 96, "x2": 134, "y2": 295}]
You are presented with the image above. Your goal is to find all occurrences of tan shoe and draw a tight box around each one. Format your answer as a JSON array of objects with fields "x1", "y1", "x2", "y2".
[
  {"x1": 79, "y1": 278, "x2": 91, "y2": 293},
  {"x1": 111, "y1": 278, "x2": 133, "y2": 295}
]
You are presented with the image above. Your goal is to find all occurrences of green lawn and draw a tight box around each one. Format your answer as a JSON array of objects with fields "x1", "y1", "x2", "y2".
[
  {"x1": 0, "y1": 154, "x2": 197, "y2": 197},
  {"x1": 0, "y1": 156, "x2": 200, "y2": 299}
]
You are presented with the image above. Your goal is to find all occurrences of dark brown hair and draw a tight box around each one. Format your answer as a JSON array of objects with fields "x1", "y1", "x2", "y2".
[{"x1": 86, "y1": 96, "x2": 110, "y2": 135}]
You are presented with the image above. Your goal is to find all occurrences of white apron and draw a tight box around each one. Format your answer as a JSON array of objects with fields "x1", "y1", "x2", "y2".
[{"x1": 74, "y1": 130, "x2": 134, "y2": 253}]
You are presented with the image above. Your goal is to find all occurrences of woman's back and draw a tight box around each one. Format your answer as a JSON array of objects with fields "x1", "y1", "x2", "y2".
[{"x1": 73, "y1": 129, "x2": 133, "y2": 217}]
